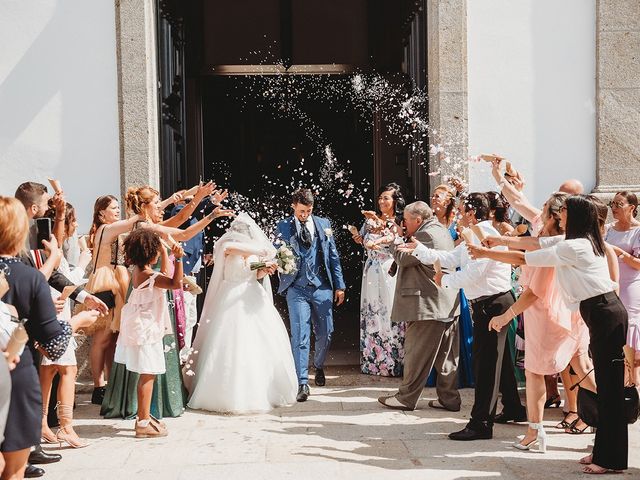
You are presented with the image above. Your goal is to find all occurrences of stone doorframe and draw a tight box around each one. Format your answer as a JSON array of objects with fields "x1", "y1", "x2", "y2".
[{"x1": 113, "y1": 0, "x2": 639, "y2": 201}]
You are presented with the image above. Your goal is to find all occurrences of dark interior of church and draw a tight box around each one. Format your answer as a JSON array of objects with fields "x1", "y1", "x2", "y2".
[{"x1": 156, "y1": 0, "x2": 428, "y2": 358}]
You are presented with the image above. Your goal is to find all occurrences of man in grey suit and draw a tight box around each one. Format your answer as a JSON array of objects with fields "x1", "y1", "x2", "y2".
[{"x1": 378, "y1": 201, "x2": 461, "y2": 411}]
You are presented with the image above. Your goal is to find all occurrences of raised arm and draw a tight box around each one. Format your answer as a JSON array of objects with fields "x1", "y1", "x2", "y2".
[
  {"x1": 144, "y1": 207, "x2": 234, "y2": 242},
  {"x1": 467, "y1": 243, "x2": 526, "y2": 266},
  {"x1": 491, "y1": 159, "x2": 541, "y2": 223},
  {"x1": 223, "y1": 242, "x2": 273, "y2": 258},
  {"x1": 100, "y1": 214, "x2": 142, "y2": 243},
  {"x1": 160, "y1": 182, "x2": 215, "y2": 228}
]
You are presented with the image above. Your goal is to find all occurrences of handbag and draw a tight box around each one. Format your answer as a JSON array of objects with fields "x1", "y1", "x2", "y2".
[
  {"x1": 88, "y1": 227, "x2": 116, "y2": 309},
  {"x1": 571, "y1": 366, "x2": 640, "y2": 427}
]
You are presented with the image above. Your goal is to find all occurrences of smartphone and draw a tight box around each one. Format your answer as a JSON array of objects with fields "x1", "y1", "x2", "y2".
[{"x1": 36, "y1": 218, "x2": 52, "y2": 250}]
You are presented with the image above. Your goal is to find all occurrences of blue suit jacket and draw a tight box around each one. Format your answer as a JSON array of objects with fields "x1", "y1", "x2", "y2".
[{"x1": 275, "y1": 215, "x2": 346, "y2": 295}]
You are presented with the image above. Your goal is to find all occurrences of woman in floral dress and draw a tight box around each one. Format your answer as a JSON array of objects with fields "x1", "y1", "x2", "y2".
[{"x1": 353, "y1": 183, "x2": 406, "y2": 376}]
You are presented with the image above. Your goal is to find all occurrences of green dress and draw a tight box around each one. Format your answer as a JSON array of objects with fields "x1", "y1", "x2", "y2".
[{"x1": 101, "y1": 270, "x2": 186, "y2": 419}]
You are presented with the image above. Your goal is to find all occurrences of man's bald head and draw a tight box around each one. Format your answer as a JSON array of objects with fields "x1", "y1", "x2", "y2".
[{"x1": 558, "y1": 179, "x2": 584, "y2": 195}]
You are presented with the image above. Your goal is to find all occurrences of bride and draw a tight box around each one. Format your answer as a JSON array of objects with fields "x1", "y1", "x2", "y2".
[{"x1": 186, "y1": 213, "x2": 297, "y2": 413}]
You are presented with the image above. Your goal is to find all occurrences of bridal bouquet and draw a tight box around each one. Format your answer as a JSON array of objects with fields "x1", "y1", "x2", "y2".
[{"x1": 250, "y1": 244, "x2": 298, "y2": 275}]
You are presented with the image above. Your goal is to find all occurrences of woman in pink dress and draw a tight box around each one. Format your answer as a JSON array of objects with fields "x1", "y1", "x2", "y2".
[
  {"x1": 484, "y1": 193, "x2": 595, "y2": 452},
  {"x1": 605, "y1": 191, "x2": 640, "y2": 385}
]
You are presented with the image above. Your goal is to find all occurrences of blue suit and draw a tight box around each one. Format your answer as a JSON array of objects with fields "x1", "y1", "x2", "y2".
[{"x1": 276, "y1": 216, "x2": 346, "y2": 385}]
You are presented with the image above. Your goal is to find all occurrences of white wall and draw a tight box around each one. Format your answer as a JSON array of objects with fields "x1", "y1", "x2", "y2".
[
  {"x1": 467, "y1": 0, "x2": 596, "y2": 208},
  {"x1": 0, "y1": 0, "x2": 120, "y2": 233}
]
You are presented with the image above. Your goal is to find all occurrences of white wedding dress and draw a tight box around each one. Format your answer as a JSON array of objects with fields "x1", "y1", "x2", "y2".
[{"x1": 186, "y1": 214, "x2": 297, "y2": 413}]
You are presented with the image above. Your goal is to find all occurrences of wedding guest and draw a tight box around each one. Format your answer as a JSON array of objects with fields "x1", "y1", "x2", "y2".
[
  {"x1": 0, "y1": 197, "x2": 98, "y2": 480},
  {"x1": 117, "y1": 229, "x2": 184, "y2": 438},
  {"x1": 39, "y1": 202, "x2": 92, "y2": 448},
  {"x1": 475, "y1": 193, "x2": 595, "y2": 452},
  {"x1": 356, "y1": 183, "x2": 406, "y2": 377},
  {"x1": 398, "y1": 193, "x2": 525, "y2": 440},
  {"x1": 486, "y1": 191, "x2": 514, "y2": 236},
  {"x1": 102, "y1": 185, "x2": 233, "y2": 419},
  {"x1": 470, "y1": 195, "x2": 627, "y2": 474},
  {"x1": 558, "y1": 179, "x2": 585, "y2": 195},
  {"x1": 605, "y1": 191, "x2": 640, "y2": 385},
  {"x1": 430, "y1": 185, "x2": 474, "y2": 388},
  {"x1": 83, "y1": 195, "x2": 141, "y2": 405},
  {"x1": 377, "y1": 202, "x2": 461, "y2": 411}
]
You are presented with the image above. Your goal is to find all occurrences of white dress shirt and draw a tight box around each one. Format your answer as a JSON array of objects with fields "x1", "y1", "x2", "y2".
[
  {"x1": 525, "y1": 237, "x2": 617, "y2": 311},
  {"x1": 294, "y1": 216, "x2": 316, "y2": 240},
  {"x1": 411, "y1": 220, "x2": 513, "y2": 300}
]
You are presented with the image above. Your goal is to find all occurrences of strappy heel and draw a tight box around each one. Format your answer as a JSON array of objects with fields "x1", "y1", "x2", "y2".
[
  {"x1": 544, "y1": 394, "x2": 561, "y2": 409},
  {"x1": 41, "y1": 403, "x2": 57, "y2": 444},
  {"x1": 565, "y1": 417, "x2": 593, "y2": 435},
  {"x1": 555, "y1": 410, "x2": 577, "y2": 429},
  {"x1": 512, "y1": 422, "x2": 547, "y2": 453},
  {"x1": 55, "y1": 403, "x2": 88, "y2": 448}
]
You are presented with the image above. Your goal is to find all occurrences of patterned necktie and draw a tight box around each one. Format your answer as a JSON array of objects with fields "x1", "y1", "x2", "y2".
[{"x1": 299, "y1": 222, "x2": 312, "y2": 249}]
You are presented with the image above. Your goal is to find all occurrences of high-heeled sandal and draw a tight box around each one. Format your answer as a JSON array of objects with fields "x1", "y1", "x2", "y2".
[
  {"x1": 512, "y1": 422, "x2": 547, "y2": 453},
  {"x1": 565, "y1": 417, "x2": 593, "y2": 435},
  {"x1": 41, "y1": 404, "x2": 57, "y2": 444},
  {"x1": 544, "y1": 394, "x2": 562, "y2": 409},
  {"x1": 55, "y1": 403, "x2": 88, "y2": 448},
  {"x1": 555, "y1": 410, "x2": 576, "y2": 429}
]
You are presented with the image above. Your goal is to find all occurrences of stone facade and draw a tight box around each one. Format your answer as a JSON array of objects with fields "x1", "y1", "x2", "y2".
[
  {"x1": 426, "y1": 0, "x2": 468, "y2": 192},
  {"x1": 593, "y1": 0, "x2": 640, "y2": 200},
  {"x1": 114, "y1": 0, "x2": 161, "y2": 199}
]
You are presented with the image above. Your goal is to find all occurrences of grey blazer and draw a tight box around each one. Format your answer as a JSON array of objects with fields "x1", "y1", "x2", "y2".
[{"x1": 390, "y1": 219, "x2": 460, "y2": 323}]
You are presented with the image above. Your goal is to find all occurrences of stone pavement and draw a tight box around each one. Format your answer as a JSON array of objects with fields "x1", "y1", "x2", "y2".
[{"x1": 43, "y1": 372, "x2": 640, "y2": 480}]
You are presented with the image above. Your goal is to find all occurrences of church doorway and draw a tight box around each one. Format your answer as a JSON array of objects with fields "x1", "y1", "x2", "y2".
[{"x1": 156, "y1": 0, "x2": 428, "y2": 363}]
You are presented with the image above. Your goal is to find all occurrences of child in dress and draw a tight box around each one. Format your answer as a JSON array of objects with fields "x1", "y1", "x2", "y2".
[{"x1": 115, "y1": 229, "x2": 184, "y2": 438}]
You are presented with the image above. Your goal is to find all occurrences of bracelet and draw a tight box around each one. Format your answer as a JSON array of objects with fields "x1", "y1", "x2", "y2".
[
  {"x1": 508, "y1": 306, "x2": 517, "y2": 318},
  {"x1": 175, "y1": 258, "x2": 183, "y2": 262}
]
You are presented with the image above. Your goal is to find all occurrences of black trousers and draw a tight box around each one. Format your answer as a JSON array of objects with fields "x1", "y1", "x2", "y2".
[
  {"x1": 469, "y1": 290, "x2": 522, "y2": 426},
  {"x1": 580, "y1": 292, "x2": 628, "y2": 471}
]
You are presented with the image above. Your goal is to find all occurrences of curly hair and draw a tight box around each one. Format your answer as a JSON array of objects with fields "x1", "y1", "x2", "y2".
[
  {"x1": 377, "y1": 182, "x2": 406, "y2": 224},
  {"x1": 123, "y1": 228, "x2": 161, "y2": 268},
  {"x1": 291, "y1": 188, "x2": 314, "y2": 206},
  {"x1": 125, "y1": 186, "x2": 159, "y2": 216}
]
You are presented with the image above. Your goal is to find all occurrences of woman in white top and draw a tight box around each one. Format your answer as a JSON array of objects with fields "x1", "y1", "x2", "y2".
[{"x1": 469, "y1": 195, "x2": 628, "y2": 475}]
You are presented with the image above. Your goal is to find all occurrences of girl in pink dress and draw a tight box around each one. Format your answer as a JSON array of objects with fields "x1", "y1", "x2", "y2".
[
  {"x1": 484, "y1": 193, "x2": 595, "y2": 452},
  {"x1": 115, "y1": 229, "x2": 184, "y2": 438}
]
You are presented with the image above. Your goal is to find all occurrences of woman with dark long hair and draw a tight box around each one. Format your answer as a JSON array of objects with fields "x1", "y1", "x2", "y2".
[
  {"x1": 469, "y1": 195, "x2": 628, "y2": 474},
  {"x1": 353, "y1": 183, "x2": 406, "y2": 376}
]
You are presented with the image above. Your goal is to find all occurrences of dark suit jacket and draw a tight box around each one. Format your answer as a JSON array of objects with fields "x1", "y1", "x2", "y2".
[{"x1": 20, "y1": 251, "x2": 84, "y2": 300}]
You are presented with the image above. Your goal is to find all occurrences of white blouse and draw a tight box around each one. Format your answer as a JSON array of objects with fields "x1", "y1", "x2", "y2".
[{"x1": 525, "y1": 237, "x2": 617, "y2": 311}]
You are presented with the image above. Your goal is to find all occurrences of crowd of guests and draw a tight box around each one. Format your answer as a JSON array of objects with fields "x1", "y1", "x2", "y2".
[
  {"x1": 0, "y1": 180, "x2": 232, "y2": 479},
  {"x1": 0, "y1": 154, "x2": 638, "y2": 478},
  {"x1": 353, "y1": 157, "x2": 637, "y2": 474}
]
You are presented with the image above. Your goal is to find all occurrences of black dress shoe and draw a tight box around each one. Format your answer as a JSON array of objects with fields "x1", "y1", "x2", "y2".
[
  {"x1": 296, "y1": 384, "x2": 310, "y2": 402},
  {"x1": 449, "y1": 422, "x2": 493, "y2": 441},
  {"x1": 314, "y1": 368, "x2": 326, "y2": 387},
  {"x1": 28, "y1": 447, "x2": 61, "y2": 464},
  {"x1": 494, "y1": 409, "x2": 527, "y2": 424},
  {"x1": 91, "y1": 386, "x2": 106, "y2": 405},
  {"x1": 24, "y1": 464, "x2": 45, "y2": 478}
]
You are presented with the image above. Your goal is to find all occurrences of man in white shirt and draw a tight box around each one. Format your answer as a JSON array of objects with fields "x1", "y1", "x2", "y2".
[{"x1": 399, "y1": 192, "x2": 525, "y2": 441}]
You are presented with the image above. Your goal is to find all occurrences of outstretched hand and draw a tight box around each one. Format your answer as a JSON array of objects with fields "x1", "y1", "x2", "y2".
[
  {"x1": 211, "y1": 206, "x2": 235, "y2": 219},
  {"x1": 466, "y1": 243, "x2": 488, "y2": 260},
  {"x1": 396, "y1": 236, "x2": 421, "y2": 253}
]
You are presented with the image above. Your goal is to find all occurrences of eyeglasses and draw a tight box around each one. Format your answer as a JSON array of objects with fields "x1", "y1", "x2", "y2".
[{"x1": 608, "y1": 201, "x2": 629, "y2": 209}]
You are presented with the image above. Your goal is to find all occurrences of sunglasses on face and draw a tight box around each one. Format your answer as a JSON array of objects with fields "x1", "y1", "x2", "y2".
[{"x1": 608, "y1": 201, "x2": 628, "y2": 209}]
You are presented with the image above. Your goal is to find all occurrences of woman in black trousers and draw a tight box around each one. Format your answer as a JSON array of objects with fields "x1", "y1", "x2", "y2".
[{"x1": 469, "y1": 194, "x2": 628, "y2": 474}]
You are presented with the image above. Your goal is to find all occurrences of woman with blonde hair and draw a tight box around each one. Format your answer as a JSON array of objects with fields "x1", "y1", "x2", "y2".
[
  {"x1": 101, "y1": 184, "x2": 233, "y2": 419},
  {"x1": 0, "y1": 197, "x2": 98, "y2": 479}
]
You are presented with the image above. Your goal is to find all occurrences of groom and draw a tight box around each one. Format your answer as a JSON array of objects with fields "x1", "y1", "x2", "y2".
[{"x1": 276, "y1": 188, "x2": 346, "y2": 402}]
